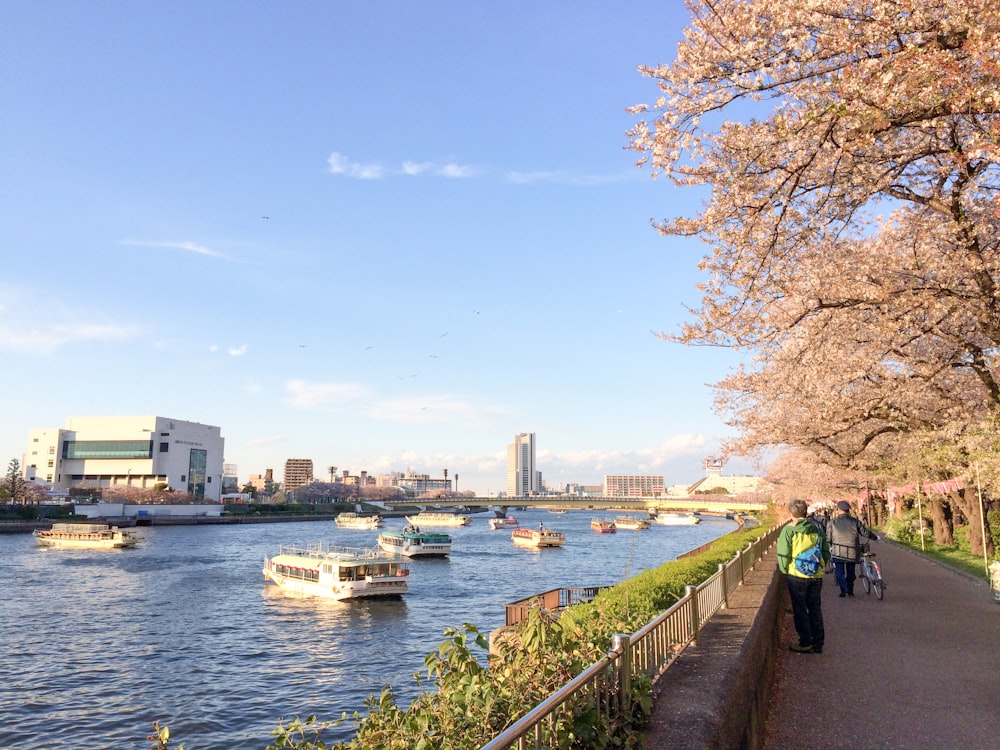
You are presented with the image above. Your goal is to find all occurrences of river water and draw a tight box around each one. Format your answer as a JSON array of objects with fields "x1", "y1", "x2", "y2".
[{"x1": 0, "y1": 510, "x2": 736, "y2": 749}]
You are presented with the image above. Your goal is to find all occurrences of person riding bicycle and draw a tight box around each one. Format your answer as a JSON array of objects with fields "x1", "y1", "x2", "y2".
[{"x1": 827, "y1": 500, "x2": 879, "y2": 597}]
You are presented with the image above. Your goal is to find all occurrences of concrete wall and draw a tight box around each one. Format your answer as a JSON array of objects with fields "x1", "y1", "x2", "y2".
[{"x1": 640, "y1": 546, "x2": 785, "y2": 750}]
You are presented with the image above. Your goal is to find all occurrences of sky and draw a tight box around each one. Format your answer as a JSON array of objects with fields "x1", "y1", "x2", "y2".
[{"x1": 1, "y1": 1, "x2": 760, "y2": 495}]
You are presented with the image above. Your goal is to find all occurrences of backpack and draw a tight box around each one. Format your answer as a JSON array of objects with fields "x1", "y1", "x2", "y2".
[{"x1": 790, "y1": 520, "x2": 824, "y2": 577}]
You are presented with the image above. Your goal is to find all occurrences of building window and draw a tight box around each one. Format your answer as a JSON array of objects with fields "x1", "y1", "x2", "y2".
[
  {"x1": 63, "y1": 440, "x2": 153, "y2": 460},
  {"x1": 160, "y1": 443, "x2": 169, "y2": 452},
  {"x1": 187, "y1": 449, "x2": 207, "y2": 500}
]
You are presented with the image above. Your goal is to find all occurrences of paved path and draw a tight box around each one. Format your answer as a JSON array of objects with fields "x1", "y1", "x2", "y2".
[{"x1": 762, "y1": 541, "x2": 1000, "y2": 749}]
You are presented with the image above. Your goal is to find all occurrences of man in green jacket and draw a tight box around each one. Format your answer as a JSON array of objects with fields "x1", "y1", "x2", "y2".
[{"x1": 777, "y1": 498, "x2": 830, "y2": 654}]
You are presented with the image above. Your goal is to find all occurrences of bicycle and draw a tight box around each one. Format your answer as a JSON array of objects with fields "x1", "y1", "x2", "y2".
[{"x1": 858, "y1": 542, "x2": 885, "y2": 600}]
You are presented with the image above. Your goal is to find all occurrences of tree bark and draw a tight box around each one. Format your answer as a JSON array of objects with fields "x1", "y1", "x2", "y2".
[{"x1": 929, "y1": 496, "x2": 954, "y2": 546}]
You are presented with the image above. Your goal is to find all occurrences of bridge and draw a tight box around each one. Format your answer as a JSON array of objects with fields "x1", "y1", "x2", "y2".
[{"x1": 381, "y1": 494, "x2": 768, "y2": 514}]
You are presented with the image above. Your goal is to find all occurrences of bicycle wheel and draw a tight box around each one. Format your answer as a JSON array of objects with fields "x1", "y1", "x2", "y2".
[
  {"x1": 861, "y1": 563, "x2": 872, "y2": 594},
  {"x1": 872, "y1": 568, "x2": 884, "y2": 600}
]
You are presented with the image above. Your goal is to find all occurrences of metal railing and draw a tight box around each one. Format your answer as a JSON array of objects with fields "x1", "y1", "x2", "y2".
[{"x1": 480, "y1": 524, "x2": 782, "y2": 750}]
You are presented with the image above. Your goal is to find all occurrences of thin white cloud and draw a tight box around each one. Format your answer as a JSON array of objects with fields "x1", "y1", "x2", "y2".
[
  {"x1": 328, "y1": 151, "x2": 475, "y2": 180},
  {"x1": 437, "y1": 163, "x2": 475, "y2": 178},
  {"x1": 119, "y1": 239, "x2": 230, "y2": 259},
  {"x1": 228, "y1": 344, "x2": 248, "y2": 357},
  {"x1": 402, "y1": 161, "x2": 433, "y2": 175},
  {"x1": 0, "y1": 289, "x2": 141, "y2": 354},
  {"x1": 283, "y1": 379, "x2": 373, "y2": 409},
  {"x1": 327, "y1": 152, "x2": 385, "y2": 180}
]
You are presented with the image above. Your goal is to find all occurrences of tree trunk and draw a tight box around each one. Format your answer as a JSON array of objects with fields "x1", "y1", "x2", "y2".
[
  {"x1": 929, "y1": 496, "x2": 954, "y2": 546},
  {"x1": 948, "y1": 490, "x2": 990, "y2": 557}
]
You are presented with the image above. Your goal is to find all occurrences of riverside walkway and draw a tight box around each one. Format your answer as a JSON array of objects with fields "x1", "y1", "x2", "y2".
[{"x1": 761, "y1": 540, "x2": 1000, "y2": 749}]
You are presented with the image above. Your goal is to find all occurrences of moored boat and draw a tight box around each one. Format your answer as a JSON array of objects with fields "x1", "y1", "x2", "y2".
[
  {"x1": 591, "y1": 519, "x2": 617, "y2": 534},
  {"x1": 33, "y1": 523, "x2": 138, "y2": 550},
  {"x1": 404, "y1": 511, "x2": 471, "y2": 527},
  {"x1": 336, "y1": 512, "x2": 382, "y2": 530},
  {"x1": 615, "y1": 515, "x2": 651, "y2": 530},
  {"x1": 488, "y1": 516, "x2": 519, "y2": 530},
  {"x1": 262, "y1": 544, "x2": 409, "y2": 600},
  {"x1": 512, "y1": 525, "x2": 565, "y2": 549},
  {"x1": 378, "y1": 526, "x2": 452, "y2": 557},
  {"x1": 653, "y1": 512, "x2": 701, "y2": 526}
]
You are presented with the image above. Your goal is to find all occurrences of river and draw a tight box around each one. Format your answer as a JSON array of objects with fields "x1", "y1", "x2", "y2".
[{"x1": 0, "y1": 510, "x2": 737, "y2": 749}]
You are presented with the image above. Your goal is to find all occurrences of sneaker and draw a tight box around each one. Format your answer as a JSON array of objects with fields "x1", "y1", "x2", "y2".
[
  {"x1": 812, "y1": 647, "x2": 823, "y2": 654},
  {"x1": 789, "y1": 643, "x2": 814, "y2": 653}
]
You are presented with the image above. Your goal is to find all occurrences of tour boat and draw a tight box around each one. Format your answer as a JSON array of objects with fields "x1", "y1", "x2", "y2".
[
  {"x1": 404, "y1": 511, "x2": 472, "y2": 527},
  {"x1": 653, "y1": 512, "x2": 701, "y2": 526},
  {"x1": 615, "y1": 515, "x2": 651, "y2": 530},
  {"x1": 591, "y1": 519, "x2": 617, "y2": 534},
  {"x1": 33, "y1": 523, "x2": 139, "y2": 550},
  {"x1": 335, "y1": 512, "x2": 383, "y2": 530},
  {"x1": 378, "y1": 527, "x2": 452, "y2": 557},
  {"x1": 488, "y1": 516, "x2": 519, "y2": 530},
  {"x1": 262, "y1": 543, "x2": 409, "y2": 600},
  {"x1": 512, "y1": 526, "x2": 565, "y2": 549}
]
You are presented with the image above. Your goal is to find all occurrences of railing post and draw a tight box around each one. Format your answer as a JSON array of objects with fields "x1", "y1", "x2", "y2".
[
  {"x1": 611, "y1": 633, "x2": 631, "y2": 717},
  {"x1": 686, "y1": 584, "x2": 699, "y2": 645},
  {"x1": 718, "y1": 562, "x2": 728, "y2": 608}
]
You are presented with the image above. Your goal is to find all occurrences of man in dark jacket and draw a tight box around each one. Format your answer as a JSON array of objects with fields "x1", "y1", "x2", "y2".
[{"x1": 827, "y1": 500, "x2": 878, "y2": 597}]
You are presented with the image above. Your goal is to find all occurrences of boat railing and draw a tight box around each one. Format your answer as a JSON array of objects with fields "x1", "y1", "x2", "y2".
[
  {"x1": 273, "y1": 543, "x2": 384, "y2": 559},
  {"x1": 503, "y1": 586, "x2": 606, "y2": 628},
  {"x1": 479, "y1": 524, "x2": 782, "y2": 750}
]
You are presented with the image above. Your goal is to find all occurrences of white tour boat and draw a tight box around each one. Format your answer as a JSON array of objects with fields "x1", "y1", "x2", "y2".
[
  {"x1": 378, "y1": 526, "x2": 452, "y2": 557},
  {"x1": 488, "y1": 516, "x2": 519, "y2": 530},
  {"x1": 512, "y1": 525, "x2": 565, "y2": 549},
  {"x1": 404, "y1": 511, "x2": 472, "y2": 527},
  {"x1": 653, "y1": 512, "x2": 701, "y2": 526},
  {"x1": 335, "y1": 512, "x2": 383, "y2": 530},
  {"x1": 262, "y1": 544, "x2": 410, "y2": 600},
  {"x1": 615, "y1": 515, "x2": 651, "y2": 530},
  {"x1": 33, "y1": 522, "x2": 139, "y2": 550}
]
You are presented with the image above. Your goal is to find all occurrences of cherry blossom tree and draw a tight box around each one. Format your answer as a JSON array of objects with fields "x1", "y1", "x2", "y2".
[{"x1": 631, "y1": 0, "x2": 1000, "y2": 554}]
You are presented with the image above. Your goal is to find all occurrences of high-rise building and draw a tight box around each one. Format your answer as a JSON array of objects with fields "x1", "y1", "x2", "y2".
[
  {"x1": 22, "y1": 416, "x2": 225, "y2": 501},
  {"x1": 507, "y1": 432, "x2": 541, "y2": 496},
  {"x1": 283, "y1": 459, "x2": 314, "y2": 494}
]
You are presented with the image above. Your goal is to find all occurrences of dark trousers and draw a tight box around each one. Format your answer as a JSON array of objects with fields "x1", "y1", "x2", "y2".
[
  {"x1": 786, "y1": 575, "x2": 824, "y2": 650},
  {"x1": 833, "y1": 559, "x2": 857, "y2": 594}
]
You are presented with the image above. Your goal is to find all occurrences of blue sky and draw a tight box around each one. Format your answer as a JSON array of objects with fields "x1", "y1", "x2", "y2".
[{"x1": 1, "y1": 2, "x2": 757, "y2": 495}]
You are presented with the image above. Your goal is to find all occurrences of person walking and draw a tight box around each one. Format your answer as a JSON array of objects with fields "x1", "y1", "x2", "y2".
[
  {"x1": 827, "y1": 500, "x2": 878, "y2": 597},
  {"x1": 777, "y1": 498, "x2": 830, "y2": 654}
]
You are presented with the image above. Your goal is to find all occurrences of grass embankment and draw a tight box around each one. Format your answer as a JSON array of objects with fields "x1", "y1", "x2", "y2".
[{"x1": 880, "y1": 510, "x2": 999, "y2": 581}]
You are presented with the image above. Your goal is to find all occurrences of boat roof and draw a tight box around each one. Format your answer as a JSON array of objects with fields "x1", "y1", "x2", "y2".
[
  {"x1": 381, "y1": 529, "x2": 451, "y2": 539},
  {"x1": 270, "y1": 543, "x2": 402, "y2": 565}
]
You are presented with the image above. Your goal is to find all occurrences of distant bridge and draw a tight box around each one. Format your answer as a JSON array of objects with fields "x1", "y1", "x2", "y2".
[{"x1": 382, "y1": 494, "x2": 768, "y2": 514}]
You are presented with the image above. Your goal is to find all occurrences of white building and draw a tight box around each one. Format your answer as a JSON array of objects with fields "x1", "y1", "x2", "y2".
[
  {"x1": 23, "y1": 416, "x2": 225, "y2": 501},
  {"x1": 604, "y1": 475, "x2": 665, "y2": 498},
  {"x1": 507, "y1": 432, "x2": 542, "y2": 496}
]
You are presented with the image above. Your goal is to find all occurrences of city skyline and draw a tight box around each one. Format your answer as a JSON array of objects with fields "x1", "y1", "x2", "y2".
[{"x1": 1, "y1": 3, "x2": 761, "y2": 496}]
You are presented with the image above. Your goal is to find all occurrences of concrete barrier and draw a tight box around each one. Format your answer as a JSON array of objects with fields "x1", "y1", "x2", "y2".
[{"x1": 640, "y1": 546, "x2": 784, "y2": 750}]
